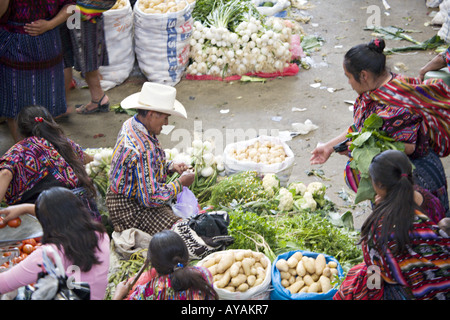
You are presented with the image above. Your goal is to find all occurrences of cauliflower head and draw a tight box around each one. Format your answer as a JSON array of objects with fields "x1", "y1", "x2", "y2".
[
  {"x1": 262, "y1": 173, "x2": 280, "y2": 197},
  {"x1": 277, "y1": 187, "x2": 294, "y2": 212},
  {"x1": 288, "y1": 182, "x2": 307, "y2": 196}
]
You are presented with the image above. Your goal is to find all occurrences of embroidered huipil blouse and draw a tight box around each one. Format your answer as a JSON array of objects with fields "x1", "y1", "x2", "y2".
[
  {"x1": 0, "y1": 136, "x2": 85, "y2": 204},
  {"x1": 109, "y1": 116, "x2": 182, "y2": 207}
]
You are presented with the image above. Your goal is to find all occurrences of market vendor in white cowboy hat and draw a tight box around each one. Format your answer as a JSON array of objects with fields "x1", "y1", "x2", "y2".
[{"x1": 105, "y1": 82, "x2": 194, "y2": 235}]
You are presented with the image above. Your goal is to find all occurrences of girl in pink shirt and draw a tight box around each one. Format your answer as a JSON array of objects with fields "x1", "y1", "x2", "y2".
[{"x1": 0, "y1": 187, "x2": 110, "y2": 300}]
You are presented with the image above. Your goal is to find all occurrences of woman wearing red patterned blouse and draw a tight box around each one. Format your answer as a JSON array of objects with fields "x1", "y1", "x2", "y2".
[
  {"x1": 310, "y1": 38, "x2": 449, "y2": 216},
  {"x1": 0, "y1": 105, "x2": 100, "y2": 221}
]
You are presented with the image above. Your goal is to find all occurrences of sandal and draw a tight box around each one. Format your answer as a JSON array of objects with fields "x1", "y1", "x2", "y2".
[{"x1": 76, "y1": 94, "x2": 109, "y2": 114}]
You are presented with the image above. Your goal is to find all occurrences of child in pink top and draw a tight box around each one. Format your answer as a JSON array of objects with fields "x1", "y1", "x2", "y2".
[{"x1": 0, "y1": 187, "x2": 110, "y2": 300}]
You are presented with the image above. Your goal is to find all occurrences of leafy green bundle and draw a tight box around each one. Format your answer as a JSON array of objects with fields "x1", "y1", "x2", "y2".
[{"x1": 347, "y1": 114, "x2": 405, "y2": 204}]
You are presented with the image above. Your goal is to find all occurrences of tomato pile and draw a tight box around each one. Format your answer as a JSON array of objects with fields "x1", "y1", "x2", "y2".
[
  {"x1": 1, "y1": 237, "x2": 42, "y2": 270},
  {"x1": 0, "y1": 217, "x2": 21, "y2": 228}
]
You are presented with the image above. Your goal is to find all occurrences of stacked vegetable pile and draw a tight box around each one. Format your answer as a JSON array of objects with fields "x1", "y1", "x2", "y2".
[
  {"x1": 199, "y1": 249, "x2": 270, "y2": 293},
  {"x1": 165, "y1": 139, "x2": 225, "y2": 203},
  {"x1": 227, "y1": 139, "x2": 288, "y2": 165},
  {"x1": 1, "y1": 238, "x2": 42, "y2": 270},
  {"x1": 137, "y1": 0, "x2": 195, "y2": 14},
  {"x1": 84, "y1": 148, "x2": 114, "y2": 198},
  {"x1": 275, "y1": 252, "x2": 338, "y2": 294},
  {"x1": 187, "y1": 0, "x2": 302, "y2": 77}
]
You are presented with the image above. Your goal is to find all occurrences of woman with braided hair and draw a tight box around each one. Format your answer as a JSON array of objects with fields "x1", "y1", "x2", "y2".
[
  {"x1": 0, "y1": 105, "x2": 100, "y2": 221},
  {"x1": 310, "y1": 38, "x2": 449, "y2": 217},
  {"x1": 113, "y1": 230, "x2": 218, "y2": 300}
]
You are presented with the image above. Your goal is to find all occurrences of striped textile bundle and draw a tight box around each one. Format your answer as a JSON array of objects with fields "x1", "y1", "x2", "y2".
[
  {"x1": 368, "y1": 75, "x2": 450, "y2": 157},
  {"x1": 76, "y1": 0, "x2": 117, "y2": 21}
]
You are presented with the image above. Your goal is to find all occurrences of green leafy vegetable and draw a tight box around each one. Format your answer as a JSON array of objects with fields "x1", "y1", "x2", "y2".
[{"x1": 347, "y1": 114, "x2": 405, "y2": 203}]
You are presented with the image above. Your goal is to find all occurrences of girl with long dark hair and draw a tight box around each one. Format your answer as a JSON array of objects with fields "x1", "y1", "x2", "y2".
[
  {"x1": 0, "y1": 187, "x2": 110, "y2": 300},
  {"x1": 0, "y1": 105, "x2": 99, "y2": 220},
  {"x1": 334, "y1": 150, "x2": 450, "y2": 300},
  {"x1": 113, "y1": 230, "x2": 218, "y2": 300}
]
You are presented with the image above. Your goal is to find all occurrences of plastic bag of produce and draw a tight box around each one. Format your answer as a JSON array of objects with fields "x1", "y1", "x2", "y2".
[
  {"x1": 173, "y1": 186, "x2": 199, "y2": 219},
  {"x1": 100, "y1": 0, "x2": 135, "y2": 91},
  {"x1": 223, "y1": 135, "x2": 295, "y2": 185},
  {"x1": 271, "y1": 250, "x2": 344, "y2": 300},
  {"x1": 197, "y1": 249, "x2": 272, "y2": 300},
  {"x1": 133, "y1": 0, "x2": 193, "y2": 86}
]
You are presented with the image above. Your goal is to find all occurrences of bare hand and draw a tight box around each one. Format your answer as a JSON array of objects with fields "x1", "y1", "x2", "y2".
[
  {"x1": 0, "y1": 203, "x2": 35, "y2": 223},
  {"x1": 112, "y1": 278, "x2": 133, "y2": 300},
  {"x1": 172, "y1": 162, "x2": 190, "y2": 175},
  {"x1": 24, "y1": 20, "x2": 52, "y2": 36},
  {"x1": 179, "y1": 172, "x2": 195, "y2": 187},
  {"x1": 310, "y1": 143, "x2": 333, "y2": 165}
]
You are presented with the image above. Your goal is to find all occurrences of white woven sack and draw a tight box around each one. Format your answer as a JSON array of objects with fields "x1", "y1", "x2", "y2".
[
  {"x1": 100, "y1": 0, "x2": 135, "y2": 91},
  {"x1": 223, "y1": 135, "x2": 295, "y2": 186},
  {"x1": 133, "y1": 0, "x2": 193, "y2": 86},
  {"x1": 197, "y1": 249, "x2": 272, "y2": 300}
]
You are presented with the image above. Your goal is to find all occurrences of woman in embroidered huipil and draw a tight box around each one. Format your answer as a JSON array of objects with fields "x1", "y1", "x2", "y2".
[
  {"x1": 334, "y1": 150, "x2": 450, "y2": 300},
  {"x1": 310, "y1": 38, "x2": 449, "y2": 217},
  {"x1": 0, "y1": 105, "x2": 100, "y2": 221},
  {"x1": 0, "y1": 0, "x2": 75, "y2": 141}
]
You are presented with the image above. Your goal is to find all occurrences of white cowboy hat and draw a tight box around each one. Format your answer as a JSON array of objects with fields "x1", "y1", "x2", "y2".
[{"x1": 121, "y1": 82, "x2": 187, "y2": 119}]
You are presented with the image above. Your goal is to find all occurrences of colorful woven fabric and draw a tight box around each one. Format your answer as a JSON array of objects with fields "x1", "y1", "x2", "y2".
[
  {"x1": 108, "y1": 115, "x2": 182, "y2": 208},
  {"x1": 0, "y1": 136, "x2": 85, "y2": 204},
  {"x1": 127, "y1": 266, "x2": 215, "y2": 300},
  {"x1": 335, "y1": 210, "x2": 450, "y2": 300},
  {"x1": 105, "y1": 189, "x2": 180, "y2": 235},
  {"x1": 363, "y1": 210, "x2": 450, "y2": 300},
  {"x1": 367, "y1": 74, "x2": 450, "y2": 157},
  {"x1": 0, "y1": 0, "x2": 75, "y2": 34},
  {"x1": 75, "y1": 0, "x2": 116, "y2": 22}
]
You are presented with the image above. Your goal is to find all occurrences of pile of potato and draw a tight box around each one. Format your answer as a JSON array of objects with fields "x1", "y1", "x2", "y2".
[
  {"x1": 275, "y1": 252, "x2": 339, "y2": 295},
  {"x1": 111, "y1": 0, "x2": 127, "y2": 10},
  {"x1": 138, "y1": 0, "x2": 195, "y2": 14},
  {"x1": 202, "y1": 250, "x2": 269, "y2": 293},
  {"x1": 228, "y1": 140, "x2": 287, "y2": 165}
]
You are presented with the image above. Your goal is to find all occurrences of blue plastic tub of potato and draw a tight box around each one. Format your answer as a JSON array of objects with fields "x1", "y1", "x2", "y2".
[{"x1": 270, "y1": 250, "x2": 344, "y2": 300}]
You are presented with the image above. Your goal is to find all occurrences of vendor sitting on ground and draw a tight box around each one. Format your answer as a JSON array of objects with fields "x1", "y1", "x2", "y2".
[
  {"x1": 106, "y1": 82, "x2": 195, "y2": 236},
  {"x1": 0, "y1": 105, "x2": 100, "y2": 221}
]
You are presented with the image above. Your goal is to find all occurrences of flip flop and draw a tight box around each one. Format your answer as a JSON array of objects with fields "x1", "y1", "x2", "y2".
[{"x1": 76, "y1": 94, "x2": 110, "y2": 114}]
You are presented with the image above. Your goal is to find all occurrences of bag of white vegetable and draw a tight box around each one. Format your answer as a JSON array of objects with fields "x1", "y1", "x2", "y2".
[
  {"x1": 271, "y1": 250, "x2": 344, "y2": 300},
  {"x1": 197, "y1": 249, "x2": 272, "y2": 300},
  {"x1": 223, "y1": 135, "x2": 295, "y2": 186},
  {"x1": 133, "y1": 0, "x2": 195, "y2": 86},
  {"x1": 251, "y1": 0, "x2": 291, "y2": 17},
  {"x1": 99, "y1": 0, "x2": 135, "y2": 91}
]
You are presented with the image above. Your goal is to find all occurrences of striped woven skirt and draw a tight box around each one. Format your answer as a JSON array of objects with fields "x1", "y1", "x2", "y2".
[
  {"x1": 411, "y1": 151, "x2": 449, "y2": 216},
  {"x1": 105, "y1": 189, "x2": 181, "y2": 236},
  {"x1": 61, "y1": 16, "x2": 109, "y2": 73},
  {"x1": 0, "y1": 25, "x2": 66, "y2": 119}
]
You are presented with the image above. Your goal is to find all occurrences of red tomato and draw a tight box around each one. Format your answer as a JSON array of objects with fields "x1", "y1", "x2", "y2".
[
  {"x1": 0, "y1": 217, "x2": 6, "y2": 229},
  {"x1": 7, "y1": 218, "x2": 21, "y2": 228},
  {"x1": 22, "y1": 238, "x2": 37, "y2": 246},
  {"x1": 22, "y1": 244, "x2": 34, "y2": 254},
  {"x1": 11, "y1": 256, "x2": 22, "y2": 265}
]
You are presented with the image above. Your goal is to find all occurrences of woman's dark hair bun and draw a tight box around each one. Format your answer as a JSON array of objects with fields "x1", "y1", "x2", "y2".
[{"x1": 368, "y1": 38, "x2": 385, "y2": 53}]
